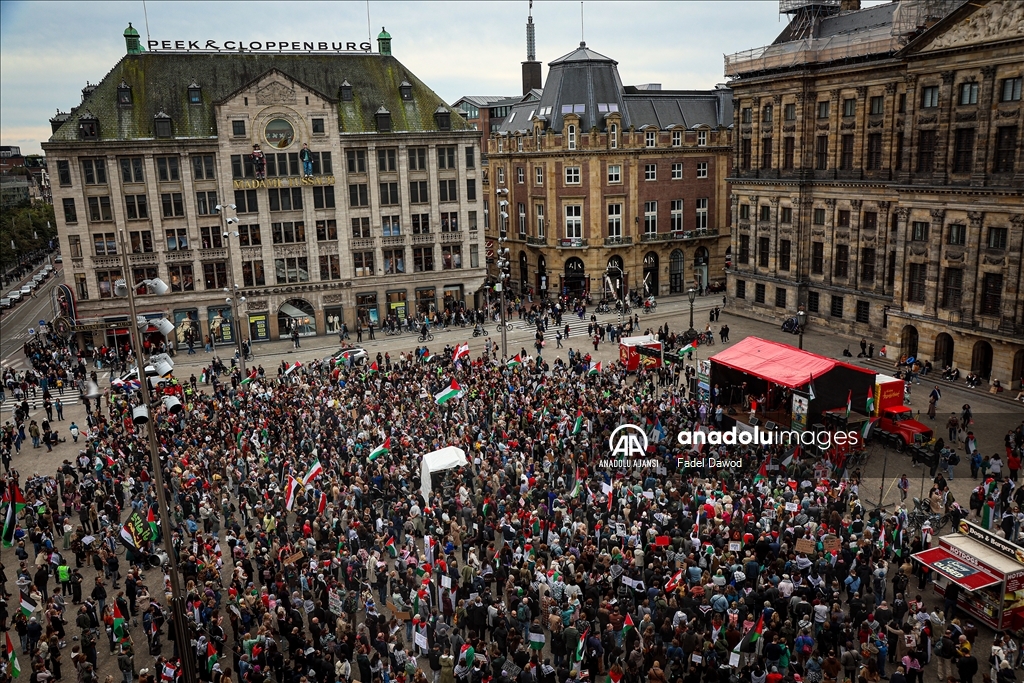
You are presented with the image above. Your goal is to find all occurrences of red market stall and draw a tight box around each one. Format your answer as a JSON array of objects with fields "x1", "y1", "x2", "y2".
[
  {"x1": 913, "y1": 521, "x2": 1024, "y2": 630},
  {"x1": 619, "y1": 334, "x2": 662, "y2": 372}
]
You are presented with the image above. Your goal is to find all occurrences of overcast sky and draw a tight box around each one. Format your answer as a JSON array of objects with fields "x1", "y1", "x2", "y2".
[{"x1": 1, "y1": 0, "x2": 796, "y2": 155}]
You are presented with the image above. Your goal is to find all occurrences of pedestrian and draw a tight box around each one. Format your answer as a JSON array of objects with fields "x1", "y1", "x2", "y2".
[
  {"x1": 947, "y1": 413, "x2": 959, "y2": 442},
  {"x1": 593, "y1": 334, "x2": 599, "y2": 351},
  {"x1": 898, "y1": 474, "x2": 909, "y2": 501},
  {"x1": 356, "y1": 322, "x2": 363, "y2": 343},
  {"x1": 55, "y1": 399, "x2": 64, "y2": 421},
  {"x1": 556, "y1": 331, "x2": 563, "y2": 349},
  {"x1": 368, "y1": 321, "x2": 375, "y2": 340},
  {"x1": 928, "y1": 396, "x2": 937, "y2": 420},
  {"x1": 859, "y1": 338, "x2": 867, "y2": 357}
]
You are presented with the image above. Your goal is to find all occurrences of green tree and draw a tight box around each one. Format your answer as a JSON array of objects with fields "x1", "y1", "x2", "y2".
[{"x1": 0, "y1": 201, "x2": 57, "y2": 273}]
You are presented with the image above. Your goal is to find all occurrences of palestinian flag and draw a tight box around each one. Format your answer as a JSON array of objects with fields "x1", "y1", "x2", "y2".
[
  {"x1": 6, "y1": 633, "x2": 19, "y2": 678},
  {"x1": 368, "y1": 361, "x2": 379, "y2": 374},
  {"x1": 284, "y1": 361, "x2": 303, "y2": 375},
  {"x1": 861, "y1": 418, "x2": 877, "y2": 443},
  {"x1": 737, "y1": 614, "x2": 764, "y2": 653},
  {"x1": 112, "y1": 603, "x2": 126, "y2": 639},
  {"x1": 572, "y1": 411, "x2": 584, "y2": 435},
  {"x1": 665, "y1": 570, "x2": 684, "y2": 593},
  {"x1": 622, "y1": 613, "x2": 635, "y2": 637},
  {"x1": 753, "y1": 458, "x2": 769, "y2": 485},
  {"x1": 302, "y1": 459, "x2": 324, "y2": 486},
  {"x1": 206, "y1": 641, "x2": 218, "y2": 672},
  {"x1": 866, "y1": 386, "x2": 875, "y2": 414},
  {"x1": 846, "y1": 390, "x2": 852, "y2": 418},
  {"x1": 507, "y1": 354, "x2": 522, "y2": 368},
  {"x1": 199, "y1": 370, "x2": 207, "y2": 383},
  {"x1": 570, "y1": 479, "x2": 583, "y2": 498},
  {"x1": 241, "y1": 369, "x2": 258, "y2": 386},
  {"x1": 453, "y1": 342, "x2": 470, "y2": 363},
  {"x1": 575, "y1": 628, "x2": 588, "y2": 662},
  {"x1": 147, "y1": 507, "x2": 159, "y2": 539},
  {"x1": 284, "y1": 476, "x2": 300, "y2": 511},
  {"x1": 679, "y1": 339, "x2": 698, "y2": 355},
  {"x1": 434, "y1": 379, "x2": 464, "y2": 405},
  {"x1": 384, "y1": 536, "x2": 397, "y2": 558},
  {"x1": 369, "y1": 437, "x2": 390, "y2": 461},
  {"x1": 19, "y1": 591, "x2": 36, "y2": 618},
  {"x1": 588, "y1": 362, "x2": 601, "y2": 375},
  {"x1": 461, "y1": 644, "x2": 475, "y2": 668},
  {"x1": 2, "y1": 497, "x2": 19, "y2": 548}
]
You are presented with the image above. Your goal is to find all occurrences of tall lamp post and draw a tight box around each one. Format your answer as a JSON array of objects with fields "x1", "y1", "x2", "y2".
[
  {"x1": 797, "y1": 308, "x2": 807, "y2": 350},
  {"x1": 685, "y1": 287, "x2": 697, "y2": 342},
  {"x1": 495, "y1": 187, "x2": 510, "y2": 358},
  {"x1": 606, "y1": 264, "x2": 625, "y2": 331},
  {"x1": 115, "y1": 230, "x2": 197, "y2": 683},
  {"x1": 215, "y1": 204, "x2": 248, "y2": 379}
]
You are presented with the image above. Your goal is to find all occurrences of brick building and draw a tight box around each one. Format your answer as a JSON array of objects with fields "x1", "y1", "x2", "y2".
[{"x1": 725, "y1": 0, "x2": 1024, "y2": 386}]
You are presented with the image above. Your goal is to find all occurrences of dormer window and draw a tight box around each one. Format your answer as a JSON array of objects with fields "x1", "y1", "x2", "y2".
[
  {"x1": 188, "y1": 81, "x2": 201, "y2": 104},
  {"x1": 79, "y1": 114, "x2": 99, "y2": 140},
  {"x1": 117, "y1": 80, "x2": 132, "y2": 106},
  {"x1": 434, "y1": 106, "x2": 451, "y2": 131},
  {"x1": 567, "y1": 124, "x2": 576, "y2": 150},
  {"x1": 375, "y1": 106, "x2": 391, "y2": 132},
  {"x1": 400, "y1": 80, "x2": 412, "y2": 101},
  {"x1": 610, "y1": 123, "x2": 618, "y2": 149},
  {"x1": 154, "y1": 112, "x2": 172, "y2": 138},
  {"x1": 340, "y1": 80, "x2": 353, "y2": 102}
]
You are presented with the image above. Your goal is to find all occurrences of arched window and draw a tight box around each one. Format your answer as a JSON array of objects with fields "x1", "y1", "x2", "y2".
[{"x1": 567, "y1": 125, "x2": 576, "y2": 150}]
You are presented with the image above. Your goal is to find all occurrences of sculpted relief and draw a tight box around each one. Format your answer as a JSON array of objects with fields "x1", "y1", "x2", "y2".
[{"x1": 927, "y1": 3, "x2": 1024, "y2": 50}]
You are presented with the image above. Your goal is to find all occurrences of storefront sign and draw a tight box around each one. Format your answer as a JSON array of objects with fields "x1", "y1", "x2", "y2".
[
  {"x1": 233, "y1": 175, "x2": 335, "y2": 189},
  {"x1": 146, "y1": 40, "x2": 372, "y2": 53},
  {"x1": 959, "y1": 521, "x2": 1024, "y2": 565},
  {"x1": 791, "y1": 392, "x2": 809, "y2": 432},
  {"x1": 249, "y1": 314, "x2": 270, "y2": 342}
]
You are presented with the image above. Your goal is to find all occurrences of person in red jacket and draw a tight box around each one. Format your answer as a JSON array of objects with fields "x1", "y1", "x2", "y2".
[{"x1": 1007, "y1": 447, "x2": 1021, "y2": 482}]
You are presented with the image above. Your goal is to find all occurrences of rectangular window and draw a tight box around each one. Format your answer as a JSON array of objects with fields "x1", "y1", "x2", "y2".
[
  {"x1": 830, "y1": 295, "x2": 844, "y2": 318},
  {"x1": 835, "y1": 244, "x2": 849, "y2": 277},
  {"x1": 96, "y1": 270, "x2": 123, "y2": 299},
  {"x1": 741, "y1": 138, "x2": 752, "y2": 170},
  {"x1": 237, "y1": 223, "x2": 261, "y2": 246},
  {"x1": 811, "y1": 242, "x2": 824, "y2": 274},
  {"x1": 644, "y1": 164, "x2": 657, "y2": 181},
  {"x1": 911, "y1": 221, "x2": 929, "y2": 242},
  {"x1": 351, "y1": 217, "x2": 371, "y2": 238},
  {"x1": 349, "y1": 183, "x2": 369, "y2": 207},
  {"x1": 607, "y1": 204, "x2": 622, "y2": 238},
  {"x1": 981, "y1": 273, "x2": 1003, "y2": 315},
  {"x1": 870, "y1": 96, "x2": 884, "y2": 115},
  {"x1": 861, "y1": 247, "x2": 876, "y2": 282},
  {"x1": 696, "y1": 198, "x2": 708, "y2": 230},
  {"x1": 535, "y1": 205, "x2": 544, "y2": 237},
  {"x1": 201, "y1": 262, "x2": 228, "y2": 289},
  {"x1": 917, "y1": 130, "x2": 936, "y2": 172},
  {"x1": 739, "y1": 204, "x2": 750, "y2": 220},
  {"x1": 564, "y1": 205, "x2": 582, "y2": 239},
  {"x1": 437, "y1": 146, "x2": 457, "y2": 169},
  {"x1": 807, "y1": 291, "x2": 819, "y2": 313},
  {"x1": 232, "y1": 120, "x2": 246, "y2": 136},
  {"x1": 128, "y1": 230, "x2": 153, "y2": 254},
  {"x1": 441, "y1": 245, "x2": 462, "y2": 270},
  {"x1": 497, "y1": 168, "x2": 505, "y2": 184},
  {"x1": 643, "y1": 201, "x2": 658, "y2": 235},
  {"x1": 921, "y1": 86, "x2": 940, "y2": 109},
  {"x1": 155, "y1": 156, "x2": 179, "y2": 182},
  {"x1": 377, "y1": 148, "x2": 397, "y2": 172},
  {"x1": 159, "y1": 193, "x2": 184, "y2": 218},
  {"x1": 784, "y1": 103, "x2": 796, "y2": 121},
  {"x1": 120, "y1": 157, "x2": 145, "y2": 183},
  {"x1": 271, "y1": 221, "x2": 306, "y2": 244},
  {"x1": 763, "y1": 106, "x2": 774, "y2": 123},
  {"x1": 535, "y1": 166, "x2": 544, "y2": 185},
  {"x1": 57, "y1": 160, "x2": 72, "y2": 186},
  {"x1": 230, "y1": 154, "x2": 254, "y2": 179},
  {"x1": 942, "y1": 267, "x2": 963, "y2": 308},
  {"x1": 346, "y1": 149, "x2": 367, "y2": 173},
  {"x1": 409, "y1": 181, "x2": 429, "y2": 204},
  {"x1": 843, "y1": 98, "x2": 856, "y2": 117},
  {"x1": 565, "y1": 166, "x2": 581, "y2": 185},
  {"x1": 818, "y1": 101, "x2": 830, "y2": 119},
  {"x1": 995, "y1": 126, "x2": 1019, "y2": 173},
  {"x1": 759, "y1": 205, "x2": 771, "y2": 222},
  {"x1": 92, "y1": 232, "x2": 117, "y2": 256},
  {"x1": 758, "y1": 237, "x2": 770, "y2": 268},
  {"x1": 698, "y1": 130, "x2": 707, "y2": 147},
  {"x1": 74, "y1": 272, "x2": 89, "y2": 300},
  {"x1": 755, "y1": 283, "x2": 766, "y2": 304},
  {"x1": 762, "y1": 137, "x2": 773, "y2": 169},
  {"x1": 697, "y1": 162, "x2": 708, "y2": 178},
  {"x1": 670, "y1": 200, "x2": 683, "y2": 232},
  {"x1": 466, "y1": 179, "x2": 477, "y2": 201},
  {"x1": 405, "y1": 147, "x2": 426, "y2": 172},
  {"x1": 670, "y1": 163, "x2": 683, "y2": 180},
  {"x1": 234, "y1": 189, "x2": 258, "y2": 214},
  {"x1": 907, "y1": 263, "x2": 927, "y2": 302},
  {"x1": 413, "y1": 247, "x2": 434, "y2": 272},
  {"x1": 645, "y1": 130, "x2": 656, "y2": 148},
  {"x1": 465, "y1": 146, "x2": 475, "y2": 169},
  {"x1": 840, "y1": 134, "x2": 854, "y2": 170},
  {"x1": 311, "y1": 118, "x2": 324, "y2": 134},
  {"x1": 813, "y1": 207, "x2": 826, "y2": 225},
  {"x1": 242, "y1": 260, "x2": 266, "y2": 287},
  {"x1": 378, "y1": 182, "x2": 399, "y2": 206},
  {"x1": 315, "y1": 220, "x2": 337, "y2": 241},
  {"x1": 191, "y1": 155, "x2": 215, "y2": 180},
  {"x1": 1002, "y1": 77, "x2": 1023, "y2": 102},
  {"x1": 199, "y1": 227, "x2": 223, "y2": 249},
  {"x1": 783, "y1": 137, "x2": 795, "y2": 170},
  {"x1": 838, "y1": 210, "x2": 850, "y2": 228},
  {"x1": 959, "y1": 82, "x2": 979, "y2": 106},
  {"x1": 382, "y1": 249, "x2": 405, "y2": 274},
  {"x1": 947, "y1": 223, "x2": 966, "y2": 245},
  {"x1": 440, "y1": 212, "x2": 459, "y2": 231},
  {"x1": 856, "y1": 300, "x2": 870, "y2": 324},
  {"x1": 672, "y1": 130, "x2": 682, "y2": 147},
  {"x1": 268, "y1": 187, "x2": 304, "y2": 211},
  {"x1": 735, "y1": 280, "x2": 746, "y2": 299},
  {"x1": 953, "y1": 128, "x2": 975, "y2": 173},
  {"x1": 781, "y1": 207, "x2": 792, "y2": 223},
  {"x1": 272, "y1": 257, "x2": 310, "y2": 284},
  {"x1": 775, "y1": 288, "x2": 787, "y2": 308},
  {"x1": 989, "y1": 226, "x2": 1008, "y2": 250},
  {"x1": 68, "y1": 235, "x2": 83, "y2": 258},
  {"x1": 607, "y1": 164, "x2": 621, "y2": 183},
  {"x1": 779, "y1": 239, "x2": 791, "y2": 271},
  {"x1": 741, "y1": 108, "x2": 752, "y2": 124},
  {"x1": 896, "y1": 132, "x2": 905, "y2": 170},
  {"x1": 81, "y1": 158, "x2": 107, "y2": 185},
  {"x1": 516, "y1": 167, "x2": 524, "y2": 184},
  {"x1": 411, "y1": 214, "x2": 430, "y2": 234},
  {"x1": 123, "y1": 194, "x2": 148, "y2": 220},
  {"x1": 312, "y1": 186, "x2": 335, "y2": 209},
  {"x1": 165, "y1": 228, "x2": 188, "y2": 251},
  {"x1": 888, "y1": 251, "x2": 897, "y2": 288},
  {"x1": 438, "y1": 179, "x2": 457, "y2": 202},
  {"x1": 863, "y1": 211, "x2": 877, "y2": 230},
  {"x1": 866, "y1": 133, "x2": 883, "y2": 170},
  {"x1": 738, "y1": 234, "x2": 750, "y2": 264},
  {"x1": 195, "y1": 191, "x2": 217, "y2": 216},
  {"x1": 517, "y1": 203, "x2": 526, "y2": 235},
  {"x1": 87, "y1": 196, "x2": 113, "y2": 222},
  {"x1": 816, "y1": 135, "x2": 829, "y2": 170},
  {"x1": 310, "y1": 152, "x2": 332, "y2": 175}
]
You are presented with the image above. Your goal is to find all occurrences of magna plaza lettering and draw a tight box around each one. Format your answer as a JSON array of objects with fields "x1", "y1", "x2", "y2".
[
  {"x1": 147, "y1": 40, "x2": 372, "y2": 52},
  {"x1": 233, "y1": 176, "x2": 336, "y2": 190}
]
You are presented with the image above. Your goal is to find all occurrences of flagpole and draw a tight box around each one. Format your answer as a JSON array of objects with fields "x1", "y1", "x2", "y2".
[{"x1": 876, "y1": 450, "x2": 888, "y2": 511}]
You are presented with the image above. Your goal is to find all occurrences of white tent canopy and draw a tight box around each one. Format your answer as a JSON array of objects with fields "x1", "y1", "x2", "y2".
[{"x1": 420, "y1": 446, "x2": 468, "y2": 499}]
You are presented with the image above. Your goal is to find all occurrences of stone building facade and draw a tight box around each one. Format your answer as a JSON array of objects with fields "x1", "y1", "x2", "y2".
[
  {"x1": 43, "y1": 27, "x2": 485, "y2": 349},
  {"x1": 486, "y1": 43, "x2": 733, "y2": 303},
  {"x1": 725, "y1": 0, "x2": 1024, "y2": 386}
]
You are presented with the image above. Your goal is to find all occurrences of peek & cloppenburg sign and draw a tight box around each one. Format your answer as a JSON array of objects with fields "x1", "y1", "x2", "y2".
[{"x1": 146, "y1": 40, "x2": 372, "y2": 53}]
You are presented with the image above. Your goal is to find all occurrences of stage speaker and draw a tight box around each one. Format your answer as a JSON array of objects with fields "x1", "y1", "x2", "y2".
[
  {"x1": 749, "y1": 417, "x2": 759, "y2": 426},
  {"x1": 764, "y1": 421, "x2": 778, "y2": 431},
  {"x1": 155, "y1": 318, "x2": 175, "y2": 336},
  {"x1": 132, "y1": 405, "x2": 149, "y2": 425},
  {"x1": 163, "y1": 396, "x2": 183, "y2": 415}
]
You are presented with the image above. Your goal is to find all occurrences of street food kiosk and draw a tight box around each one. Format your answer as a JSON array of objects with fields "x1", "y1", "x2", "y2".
[
  {"x1": 913, "y1": 521, "x2": 1024, "y2": 630},
  {"x1": 619, "y1": 334, "x2": 662, "y2": 372}
]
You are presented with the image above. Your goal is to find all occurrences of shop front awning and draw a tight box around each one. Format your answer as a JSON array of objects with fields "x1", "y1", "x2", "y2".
[
  {"x1": 279, "y1": 303, "x2": 307, "y2": 319},
  {"x1": 912, "y1": 547, "x2": 1002, "y2": 591}
]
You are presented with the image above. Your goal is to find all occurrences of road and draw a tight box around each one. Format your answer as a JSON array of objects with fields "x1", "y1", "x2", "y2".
[{"x1": 0, "y1": 262, "x2": 63, "y2": 364}]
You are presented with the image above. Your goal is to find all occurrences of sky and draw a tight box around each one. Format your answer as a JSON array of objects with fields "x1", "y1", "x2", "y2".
[{"x1": 0, "y1": 0, "x2": 797, "y2": 155}]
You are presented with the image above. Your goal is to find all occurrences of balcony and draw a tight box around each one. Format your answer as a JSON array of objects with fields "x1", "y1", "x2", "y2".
[
  {"x1": 604, "y1": 236, "x2": 633, "y2": 246},
  {"x1": 93, "y1": 255, "x2": 120, "y2": 268},
  {"x1": 641, "y1": 229, "x2": 720, "y2": 243},
  {"x1": 526, "y1": 236, "x2": 547, "y2": 246},
  {"x1": 128, "y1": 252, "x2": 158, "y2": 265},
  {"x1": 199, "y1": 247, "x2": 227, "y2": 260},
  {"x1": 412, "y1": 233, "x2": 434, "y2": 245},
  {"x1": 351, "y1": 237, "x2": 376, "y2": 249},
  {"x1": 165, "y1": 249, "x2": 194, "y2": 262},
  {"x1": 558, "y1": 238, "x2": 588, "y2": 249},
  {"x1": 440, "y1": 231, "x2": 463, "y2": 244},
  {"x1": 382, "y1": 234, "x2": 406, "y2": 247}
]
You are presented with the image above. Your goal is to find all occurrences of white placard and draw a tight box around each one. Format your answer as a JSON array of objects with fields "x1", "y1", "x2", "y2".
[
  {"x1": 785, "y1": 502, "x2": 799, "y2": 512},
  {"x1": 441, "y1": 575, "x2": 452, "y2": 588},
  {"x1": 415, "y1": 632, "x2": 428, "y2": 649},
  {"x1": 729, "y1": 653, "x2": 741, "y2": 667},
  {"x1": 692, "y1": 654, "x2": 703, "y2": 664}
]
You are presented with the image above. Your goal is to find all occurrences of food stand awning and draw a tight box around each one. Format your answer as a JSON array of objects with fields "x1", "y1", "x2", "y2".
[{"x1": 912, "y1": 547, "x2": 1002, "y2": 591}]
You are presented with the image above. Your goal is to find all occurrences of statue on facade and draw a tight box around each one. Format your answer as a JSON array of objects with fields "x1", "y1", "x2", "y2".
[{"x1": 251, "y1": 144, "x2": 267, "y2": 180}]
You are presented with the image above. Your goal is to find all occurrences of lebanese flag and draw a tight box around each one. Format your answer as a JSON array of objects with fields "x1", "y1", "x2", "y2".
[
  {"x1": 453, "y1": 342, "x2": 470, "y2": 362},
  {"x1": 665, "y1": 570, "x2": 684, "y2": 593}
]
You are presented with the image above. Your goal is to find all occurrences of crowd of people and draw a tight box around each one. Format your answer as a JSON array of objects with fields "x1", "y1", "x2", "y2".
[{"x1": 2, "y1": 328, "x2": 1022, "y2": 683}]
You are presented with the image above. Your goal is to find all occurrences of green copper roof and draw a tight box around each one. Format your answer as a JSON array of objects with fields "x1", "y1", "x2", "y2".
[
  {"x1": 48, "y1": 52, "x2": 469, "y2": 142},
  {"x1": 123, "y1": 23, "x2": 139, "y2": 37},
  {"x1": 378, "y1": 27, "x2": 391, "y2": 40}
]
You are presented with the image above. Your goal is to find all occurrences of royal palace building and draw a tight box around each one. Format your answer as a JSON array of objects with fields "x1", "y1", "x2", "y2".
[
  {"x1": 44, "y1": 26, "x2": 486, "y2": 348},
  {"x1": 484, "y1": 42, "x2": 733, "y2": 302},
  {"x1": 725, "y1": 0, "x2": 1024, "y2": 386}
]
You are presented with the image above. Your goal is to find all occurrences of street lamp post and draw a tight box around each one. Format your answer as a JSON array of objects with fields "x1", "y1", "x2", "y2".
[
  {"x1": 606, "y1": 264, "x2": 625, "y2": 331},
  {"x1": 797, "y1": 308, "x2": 807, "y2": 350},
  {"x1": 495, "y1": 187, "x2": 510, "y2": 358},
  {"x1": 115, "y1": 230, "x2": 198, "y2": 683},
  {"x1": 216, "y1": 204, "x2": 248, "y2": 380},
  {"x1": 685, "y1": 287, "x2": 697, "y2": 342}
]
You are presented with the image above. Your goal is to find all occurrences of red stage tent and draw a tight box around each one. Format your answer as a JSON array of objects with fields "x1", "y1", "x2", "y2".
[{"x1": 709, "y1": 337, "x2": 872, "y2": 389}]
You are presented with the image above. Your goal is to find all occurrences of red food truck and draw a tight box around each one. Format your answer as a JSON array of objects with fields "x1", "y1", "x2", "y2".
[{"x1": 618, "y1": 334, "x2": 662, "y2": 372}]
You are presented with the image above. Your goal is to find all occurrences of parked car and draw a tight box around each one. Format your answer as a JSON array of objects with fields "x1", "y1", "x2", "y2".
[
  {"x1": 19, "y1": 286, "x2": 32, "y2": 297},
  {"x1": 53, "y1": 255, "x2": 63, "y2": 263},
  {"x1": 0, "y1": 298, "x2": 11, "y2": 309},
  {"x1": 323, "y1": 347, "x2": 368, "y2": 366},
  {"x1": 7, "y1": 290, "x2": 22, "y2": 302}
]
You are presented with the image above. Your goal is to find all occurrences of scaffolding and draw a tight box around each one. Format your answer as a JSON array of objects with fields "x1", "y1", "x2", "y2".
[
  {"x1": 725, "y1": 28, "x2": 899, "y2": 77},
  {"x1": 891, "y1": 0, "x2": 965, "y2": 39}
]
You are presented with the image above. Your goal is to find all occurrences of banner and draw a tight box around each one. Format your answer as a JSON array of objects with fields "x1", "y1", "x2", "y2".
[{"x1": 119, "y1": 511, "x2": 154, "y2": 552}]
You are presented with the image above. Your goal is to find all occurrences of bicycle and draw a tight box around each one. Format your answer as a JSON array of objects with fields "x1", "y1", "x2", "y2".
[
  {"x1": 384, "y1": 326, "x2": 402, "y2": 337},
  {"x1": 418, "y1": 332, "x2": 434, "y2": 342},
  {"x1": 503, "y1": 322, "x2": 515, "y2": 331}
]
